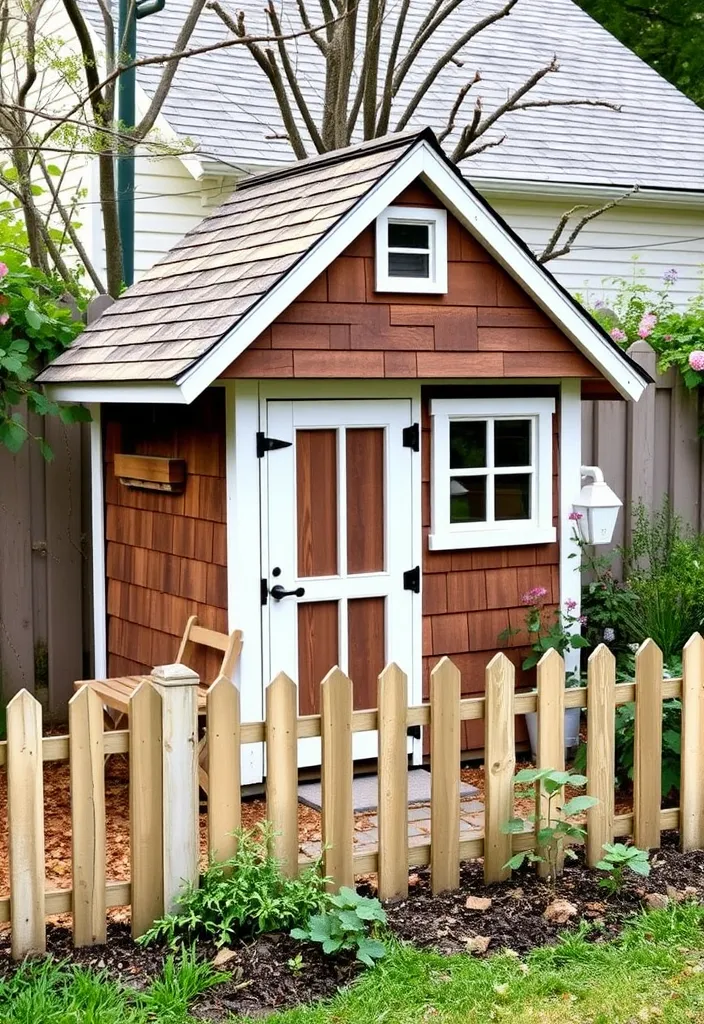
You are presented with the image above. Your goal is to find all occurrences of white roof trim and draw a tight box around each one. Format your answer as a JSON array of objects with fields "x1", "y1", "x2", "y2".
[{"x1": 46, "y1": 138, "x2": 648, "y2": 404}]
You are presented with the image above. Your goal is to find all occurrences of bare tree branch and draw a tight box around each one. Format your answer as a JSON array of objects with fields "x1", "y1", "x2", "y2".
[
  {"x1": 265, "y1": 0, "x2": 326, "y2": 153},
  {"x1": 539, "y1": 186, "x2": 639, "y2": 264},
  {"x1": 438, "y1": 71, "x2": 480, "y2": 143},
  {"x1": 37, "y1": 154, "x2": 107, "y2": 292}
]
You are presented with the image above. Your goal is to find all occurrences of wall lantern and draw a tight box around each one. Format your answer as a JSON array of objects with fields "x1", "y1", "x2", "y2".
[{"x1": 572, "y1": 466, "x2": 622, "y2": 546}]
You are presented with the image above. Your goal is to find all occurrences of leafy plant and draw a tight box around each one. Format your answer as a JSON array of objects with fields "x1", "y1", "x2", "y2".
[
  {"x1": 287, "y1": 952, "x2": 305, "y2": 974},
  {"x1": 503, "y1": 768, "x2": 598, "y2": 879},
  {"x1": 140, "y1": 823, "x2": 328, "y2": 948},
  {"x1": 291, "y1": 886, "x2": 387, "y2": 967},
  {"x1": 498, "y1": 585, "x2": 589, "y2": 679},
  {"x1": 596, "y1": 843, "x2": 651, "y2": 894}
]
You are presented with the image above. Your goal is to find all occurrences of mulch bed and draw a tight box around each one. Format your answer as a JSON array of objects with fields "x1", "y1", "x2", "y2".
[{"x1": 0, "y1": 832, "x2": 701, "y2": 1020}]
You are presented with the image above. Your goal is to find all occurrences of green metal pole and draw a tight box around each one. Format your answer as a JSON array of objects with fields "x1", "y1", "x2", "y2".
[{"x1": 117, "y1": 0, "x2": 136, "y2": 288}]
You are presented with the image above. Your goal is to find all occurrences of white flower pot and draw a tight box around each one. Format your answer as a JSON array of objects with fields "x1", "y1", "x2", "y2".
[{"x1": 524, "y1": 706, "x2": 582, "y2": 761}]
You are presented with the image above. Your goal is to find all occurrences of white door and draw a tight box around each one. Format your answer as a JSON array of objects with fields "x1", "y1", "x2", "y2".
[{"x1": 261, "y1": 399, "x2": 416, "y2": 766}]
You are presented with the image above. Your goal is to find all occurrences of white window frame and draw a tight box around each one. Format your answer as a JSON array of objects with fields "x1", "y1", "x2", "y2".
[
  {"x1": 429, "y1": 397, "x2": 556, "y2": 550},
  {"x1": 375, "y1": 206, "x2": 448, "y2": 294}
]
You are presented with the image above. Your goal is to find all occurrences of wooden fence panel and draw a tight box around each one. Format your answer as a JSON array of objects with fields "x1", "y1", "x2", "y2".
[
  {"x1": 69, "y1": 685, "x2": 106, "y2": 946},
  {"x1": 6, "y1": 689, "x2": 45, "y2": 958},
  {"x1": 321, "y1": 668, "x2": 354, "y2": 890},
  {"x1": 484, "y1": 653, "x2": 515, "y2": 884},
  {"x1": 680, "y1": 633, "x2": 704, "y2": 851},
  {"x1": 586, "y1": 645, "x2": 616, "y2": 866},
  {"x1": 130, "y1": 681, "x2": 163, "y2": 939},
  {"x1": 0, "y1": 441, "x2": 35, "y2": 697},
  {"x1": 430, "y1": 657, "x2": 460, "y2": 894},
  {"x1": 536, "y1": 649, "x2": 565, "y2": 878},
  {"x1": 377, "y1": 663, "x2": 409, "y2": 901},
  {"x1": 207, "y1": 675, "x2": 241, "y2": 864},
  {"x1": 265, "y1": 673, "x2": 298, "y2": 876},
  {"x1": 634, "y1": 639, "x2": 664, "y2": 850}
]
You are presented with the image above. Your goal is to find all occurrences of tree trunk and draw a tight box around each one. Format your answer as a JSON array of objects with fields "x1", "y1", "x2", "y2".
[{"x1": 98, "y1": 151, "x2": 123, "y2": 298}]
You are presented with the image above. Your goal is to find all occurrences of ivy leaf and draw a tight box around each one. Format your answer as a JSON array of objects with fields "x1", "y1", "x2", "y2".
[
  {"x1": 0, "y1": 416, "x2": 26, "y2": 453},
  {"x1": 25, "y1": 304, "x2": 43, "y2": 330},
  {"x1": 58, "y1": 403, "x2": 92, "y2": 424},
  {"x1": 37, "y1": 437, "x2": 54, "y2": 461}
]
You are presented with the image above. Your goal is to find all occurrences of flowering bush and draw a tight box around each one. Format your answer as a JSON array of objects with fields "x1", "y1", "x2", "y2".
[
  {"x1": 0, "y1": 213, "x2": 88, "y2": 455},
  {"x1": 498, "y1": 587, "x2": 589, "y2": 680},
  {"x1": 583, "y1": 262, "x2": 704, "y2": 391}
]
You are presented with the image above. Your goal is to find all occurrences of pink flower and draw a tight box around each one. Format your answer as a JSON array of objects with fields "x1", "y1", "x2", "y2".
[
  {"x1": 565, "y1": 598, "x2": 577, "y2": 612},
  {"x1": 610, "y1": 328, "x2": 627, "y2": 342},
  {"x1": 0, "y1": 312, "x2": 8, "y2": 326},
  {"x1": 0, "y1": 262, "x2": 7, "y2": 279},
  {"x1": 638, "y1": 312, "x2": 657, "y2": 339},
  {"x1": 521, "y1": 586, "x2": 548, "y2": 605},
  {"x1": 568, "y1": 511, "x2": 583, "y2": 521},
  {"x1": 579, "y1": 615, "x2": 588, "y2": 626},
  {"x1": 689, "y1": 350, "x2": 704, "y2": 372}
]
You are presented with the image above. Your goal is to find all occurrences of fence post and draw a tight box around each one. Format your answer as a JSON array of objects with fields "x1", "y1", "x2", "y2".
[
  {"x1": 151, "y1": 663, "x2": 200, "y2": 913},
  {"x1": 633, "y1": 639, "x2": 663, "y2": 851},
  {"x1": 265, "y1": 673, "x2": 298, "y2": 876},
  {"x1": 680, "y1": 633, "x2": 704, "y2": 851},
  {"x1": 586, "y1": 645, "x2": 616, "y2": 867},
  {"x1": 484, "y1": 653, "x2": 515, "y2": 884},
  {"x1": 321, "y1": 667, "x2": 354, "y2": 890},
  {"x1": 378, "y1": 663, "x2": 409, "y2": 901},
  {"x1": 7, "y1": 690, "x2": 45, "y2": 959},
  {"x1": 69, "y1": 685, "x2": 106, "y2": 946},
  {"x1": 130, "y1": 681, "x2": 164, "y2": 939},
  {"x1": 536, "y1": 649, "x2": 565, "y2": 878},
  {"x1": 430, "y1": 657, "x2": 460, "y2": 894},
  {"x1": 207, "y1": 675, "x2": 241, "y2": 865}
]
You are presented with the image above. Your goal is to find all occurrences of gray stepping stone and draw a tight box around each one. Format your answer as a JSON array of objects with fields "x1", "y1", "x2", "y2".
[{"x1": 298, "y1": 768, "x2": 479, "y2": 813}]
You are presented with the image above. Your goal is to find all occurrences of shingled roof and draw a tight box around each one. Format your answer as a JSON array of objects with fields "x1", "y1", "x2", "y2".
[{"x1": 39, "y1": 129, "x2": 651, "y2": 401}]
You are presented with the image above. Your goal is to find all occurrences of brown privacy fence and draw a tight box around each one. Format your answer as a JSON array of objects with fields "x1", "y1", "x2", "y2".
[{"x1": 3, "y1": 636, "x2": 704, "y2": 960}]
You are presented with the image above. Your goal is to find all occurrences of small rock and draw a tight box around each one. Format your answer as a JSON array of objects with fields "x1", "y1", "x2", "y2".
[
  {"x1": 666, "y1": 885, "x2": 686, "y2": 903},
  {"x1": 465, "y1": 934, "x2": 491, "y2": 954},
  {"x1": 684, "y1": 886, "x2": 698, "y2": 897},
  {"x1": 408, "y1": 873, "x2": 422, "y2": 887},
  {"x1": 212, "y1": 947, "x2": 238, "y2": 968},
  {"x1": 465, "y1": 895, "x2": 492, "y2": 911},
  {"x1": 644, "y1": 892, "x2": 669, "y2": 910},
  {"x1": 584, "y1": 901, "x2": 606, "y2": 913},
  {"x1": 543, "y1": 899, "x2": 578, "y2": 924}
]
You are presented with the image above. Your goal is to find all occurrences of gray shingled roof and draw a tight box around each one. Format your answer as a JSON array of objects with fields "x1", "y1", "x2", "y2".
[
  {"x1": 39, "y1": 133, "x2": 413, "y2": 383},
  {"x1": 84, "y1": 0, "x2": 704, "y2": 189}
]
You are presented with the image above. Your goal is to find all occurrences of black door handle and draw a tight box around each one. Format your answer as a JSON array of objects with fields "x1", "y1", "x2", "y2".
[{"x1": 269, "y1": 584, "x2": 306, "y2": 601}]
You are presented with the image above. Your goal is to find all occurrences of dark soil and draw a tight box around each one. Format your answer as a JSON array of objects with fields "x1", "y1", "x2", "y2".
[{"x1": 0, "y1": 833, "x2": 701, "y2": 1020}]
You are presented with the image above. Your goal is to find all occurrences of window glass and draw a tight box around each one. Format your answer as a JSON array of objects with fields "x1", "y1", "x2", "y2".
[
  {"x1": 388, "y1": 222, "x2": 429, "y2": 249},
  {"x1": 450, "y1": 420, "x2": 486, "y2": 469},
  {"x1": 388, "y1": 252, "x2": 430, "y2": 278},
  {"x1": 495, "y1": 419, "x2": 531, "y2": 467},
  {"x1": 450, "y1": 476, "x2": 486, "y2": 523},
  {"x1": 495, "y1": 473, "x2": 531, "y2": 520}
]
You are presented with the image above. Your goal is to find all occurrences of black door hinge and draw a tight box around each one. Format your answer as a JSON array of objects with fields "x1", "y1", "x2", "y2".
[
  {"x1": 402, "y1": 422, "x2": 420, "y2": 452},
  {"x1": 403, "y1": 566, "x2": 420, "y2": 593},
  {"x1": 256, "y1": 431, "x2": 292, "y2": 458},
  {"x1": 260, "y1": 578, "x2": 269, "y2": 605},
  {"x1": 407, "y1": 724, "x2": 421, "y2": 740}
]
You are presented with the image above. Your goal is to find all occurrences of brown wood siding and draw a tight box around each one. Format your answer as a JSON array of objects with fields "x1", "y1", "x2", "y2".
[
  {"x1": 104, "y1": 389, "x2": 227, "y2": 684},
  {"x1": 421, "y1": 386, "x2": 561, "y2": 751},
  {"x1": 222, "y1": 180, "x2": 607, "y2": 384}
]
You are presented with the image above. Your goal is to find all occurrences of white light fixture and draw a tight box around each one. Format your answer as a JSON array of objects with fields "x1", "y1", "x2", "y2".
[{"x1": 572, "y1": 466, "x2": 622, "y2": 546}]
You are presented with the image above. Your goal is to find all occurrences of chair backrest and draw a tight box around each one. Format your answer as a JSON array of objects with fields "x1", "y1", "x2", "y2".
[{"x1": 176, "y1": 615, "x2": 243, "y2": 688}]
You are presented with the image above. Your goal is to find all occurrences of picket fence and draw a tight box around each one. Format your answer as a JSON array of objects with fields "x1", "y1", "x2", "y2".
[{"x1": 3, "y1": 636, "x2": 704, "y2": 961}]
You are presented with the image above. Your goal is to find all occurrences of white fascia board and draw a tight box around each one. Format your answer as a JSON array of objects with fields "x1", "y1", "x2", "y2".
[
  {"x1": 417, "y1": 149, "x2": 647, "y2": 401},
  {"x1": 469, "y1": 176, "x2": 704, "y2": 209},
  {"x1": 44, "y1": 381, "x2": 188, "y2": 404},
  {"x1": 177, "y1": 143, "x2": 427, "y2": 402}
]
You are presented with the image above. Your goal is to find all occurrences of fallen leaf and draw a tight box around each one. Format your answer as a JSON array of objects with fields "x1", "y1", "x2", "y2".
[
  {"x1": 465, "y1": 935, "x2": 491, "y2": 954},
  {"x1": 212, "y1": 947, "x2": 237, "y2": 968},
  {"x1": 644, "y1": 893, "x2": 669, "y2": 910},
  {"x1": 508, "y1": 888, "x2": 524, "y2": 900},
  {"x1": 543, "y1": 899, "x2": 578, "y2": 924},
  {"x1": 465, "y1": 895, "x2": 492, "y2": 911},
  {"x1": 584, "y1": 902, "x2": 606, "y2": 912}
]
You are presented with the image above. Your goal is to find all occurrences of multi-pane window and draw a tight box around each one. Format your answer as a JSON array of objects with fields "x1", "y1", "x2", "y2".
[
  {"x1": 430, "y1": 398, "x2": 556, "y2": 550},
  {"x1": 375, "y1": 206, "x2": 447, "y2": 293}
]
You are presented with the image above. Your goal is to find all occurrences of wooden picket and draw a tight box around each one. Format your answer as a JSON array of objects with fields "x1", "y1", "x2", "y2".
[
  {"x1": 4, "y1": 633, "x2": 704, "y2": 959},
  {"x1": 377, "y1": 664, "x2": 409, "y2": 900},
  {"x1": 536, "y1": 649, "x2": 565, "y2": 878},
  {"x1": 586, "y1": 645, "x2": 616, "y2": 867}
]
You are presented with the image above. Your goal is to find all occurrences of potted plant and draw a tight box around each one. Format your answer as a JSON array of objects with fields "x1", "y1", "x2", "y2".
[{"x1": 499, "y1": 587, "x2": 588, "y2": 758}]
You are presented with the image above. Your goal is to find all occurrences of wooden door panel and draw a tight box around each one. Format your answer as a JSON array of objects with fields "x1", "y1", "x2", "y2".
[
  {"x1": 296, "y1": 429, "x2": 338, "y2": 578},
  {"x1": 346, "y1": 428, "x2": 385, "y2": 574},
  {"x1": 348, "y1": 597, "x2": 385, "y2": 711},
  {"x1": 297, "y1": 600, "x2": 339, "y2": 715}
]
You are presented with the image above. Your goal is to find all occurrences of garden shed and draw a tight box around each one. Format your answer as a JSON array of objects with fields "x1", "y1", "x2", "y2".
[{"x1": 38, "y1": 129, "x2": 651, "y2": 783}]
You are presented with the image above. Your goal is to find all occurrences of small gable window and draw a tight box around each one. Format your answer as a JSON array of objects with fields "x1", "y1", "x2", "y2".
[
  {"x1": 375, "y1": 206, "x2": 447, "y2": 293},
  {"x1": 429, "y1": 397, "x2": 556, "y2": 550}
]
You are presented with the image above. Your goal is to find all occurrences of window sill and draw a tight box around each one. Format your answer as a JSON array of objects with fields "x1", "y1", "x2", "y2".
[
  {"x1": 374, "y1": 276, "x2": 448, "y2": 294},
  {"x1": 428, "y1": 525, "x2": 557, "y2": 551}
]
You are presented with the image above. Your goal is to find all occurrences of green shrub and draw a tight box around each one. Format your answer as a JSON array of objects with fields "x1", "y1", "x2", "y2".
[
  {"x1": 596, "y1": 843, "x2": 651, "y2": 894},
  {"x1": 291, "y1": 886, "x2": 387, "y2": 967},
  {"x1": 140, "y1": 823, "x2": 328, "y2": 948}
]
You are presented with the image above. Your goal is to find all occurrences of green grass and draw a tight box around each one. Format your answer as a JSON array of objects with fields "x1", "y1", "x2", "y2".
[{"x1": 2, "y1": 906, "x2": 704, "y2": 1023}]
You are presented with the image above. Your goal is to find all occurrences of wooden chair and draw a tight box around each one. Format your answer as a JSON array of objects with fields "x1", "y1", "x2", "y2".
[{"x1": 75, "y1": 616, "x2": 243, "y2": 791}]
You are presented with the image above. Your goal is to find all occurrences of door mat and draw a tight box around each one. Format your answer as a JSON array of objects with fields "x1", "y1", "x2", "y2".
[{"x1": 298, "y1": 768, "x2": 479, "y2": 814}]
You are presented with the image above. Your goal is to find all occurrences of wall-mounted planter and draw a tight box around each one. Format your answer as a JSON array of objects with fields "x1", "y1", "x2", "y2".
[{"x1": 114, "y1": 453, "x2": 186, "y2": 493}]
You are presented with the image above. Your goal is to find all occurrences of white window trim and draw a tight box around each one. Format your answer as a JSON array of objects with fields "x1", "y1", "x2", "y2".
[
  {"x1": 375, "y1": 205, "x2": 448, "y2": 294},
  {"x1": 429, "y1": 397, "x2": 556, "y2": 550}
]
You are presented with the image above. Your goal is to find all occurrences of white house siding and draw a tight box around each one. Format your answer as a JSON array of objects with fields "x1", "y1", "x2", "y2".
[{"x1": 487, "y1": 194, "x2": 704, "y2": 307}]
